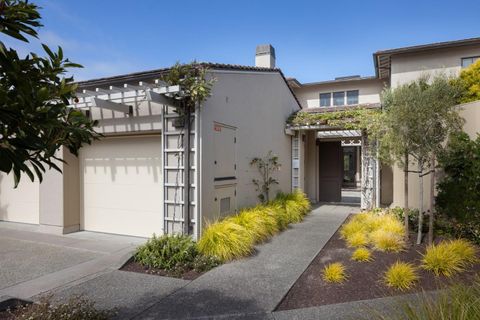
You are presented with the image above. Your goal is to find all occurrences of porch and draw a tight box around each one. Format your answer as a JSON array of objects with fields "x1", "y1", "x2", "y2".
[{"x1": 290, "y1": 127, "x2": 380, "y2": 210}]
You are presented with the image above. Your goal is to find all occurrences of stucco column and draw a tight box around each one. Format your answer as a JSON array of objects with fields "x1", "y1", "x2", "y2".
[{"x1": 39, "y1": 147, "x2": 80, "y2": 234}]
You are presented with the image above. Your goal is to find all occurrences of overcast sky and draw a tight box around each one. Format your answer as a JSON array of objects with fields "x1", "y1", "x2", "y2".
[{"x1": 4, "y1": 0, "x2": 480, "y2": 82}]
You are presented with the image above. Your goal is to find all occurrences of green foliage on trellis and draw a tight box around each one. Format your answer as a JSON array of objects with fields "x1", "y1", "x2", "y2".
[{"x1": 287, "y1": 107, "x2": 382, "y2": 131}]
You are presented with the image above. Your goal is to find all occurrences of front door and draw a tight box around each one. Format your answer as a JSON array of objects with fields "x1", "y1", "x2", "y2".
[{"x1": 318, "y1": 141, "x2": 343, "y2": 202}]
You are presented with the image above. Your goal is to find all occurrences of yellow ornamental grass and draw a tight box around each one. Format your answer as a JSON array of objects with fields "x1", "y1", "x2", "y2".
[
  {"x1": 351, "y1": 247, "x2": 373, "y2": 262},
  {"x1": 228, "y1": 207, "x2": 278, "y2": 243},
  {"x1": 370, "y1": 229, "x2": 405, "y2": 252},
  {"x1": 322, "y1": 262, "x2": 348, "y2": 283},
  {"x1": 198, "y1": 220, "x2": 255, "y2": 262},
  {"x1": 346, "y1": 232, "x2": 369, "y2": 248},
  {"x1": 384, "y1": 261, "x2": 419, "y2": 291},
  {"x1": 265, "y1": 203, "x2": 290, "y2": 230},
  {"x1": 422, "y1": 239, "x2": 477, "y2": 277},
  {"x1": 340, "y1": 219, "x2": 367, "y2": 240}
]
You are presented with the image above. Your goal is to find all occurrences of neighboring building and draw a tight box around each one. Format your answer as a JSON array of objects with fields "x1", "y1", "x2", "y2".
[{"x1": 1, "y1": 37, "x2": 480, "y2": 238}]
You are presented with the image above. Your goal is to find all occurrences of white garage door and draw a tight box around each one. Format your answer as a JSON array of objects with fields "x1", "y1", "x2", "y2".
[
  {"x1": 80, "y1": 136, "x2": 163, "y2": 237},
  {"x1": 0, "y1": 172, "x2": 40, "y2": 224}
]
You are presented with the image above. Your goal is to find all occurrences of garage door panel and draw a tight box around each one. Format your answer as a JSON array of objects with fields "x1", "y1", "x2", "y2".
[
  {"x1": 84, "y1": 184, "x2": 161, "y2": 212},
  {"x1": 83, "y1": 208, "x2": 162, "y2": 237},
  {"x1": 0, "y1": 172, "x2": 39, "y2": 224},
  {"x1": 81, "y1": 136, "x2": 162, "y2": 237}
]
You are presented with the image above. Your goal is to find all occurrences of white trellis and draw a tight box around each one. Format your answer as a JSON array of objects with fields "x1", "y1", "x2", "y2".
[{"x1": 71, "y1": 81, "x2": 198, "y2": 238}]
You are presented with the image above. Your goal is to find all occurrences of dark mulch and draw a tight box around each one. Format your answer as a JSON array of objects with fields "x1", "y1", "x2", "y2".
[
  {"x1": 120, "y1": 257, "x2": 203, "y2": 280},
  {"x1": 276, "y1": 216, "x2": 480, "y2": 311}
]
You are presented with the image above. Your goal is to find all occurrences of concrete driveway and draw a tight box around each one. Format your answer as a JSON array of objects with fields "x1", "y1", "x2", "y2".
[{"x1": 0, "y1": 222, "x2": 146, "y2": 300}]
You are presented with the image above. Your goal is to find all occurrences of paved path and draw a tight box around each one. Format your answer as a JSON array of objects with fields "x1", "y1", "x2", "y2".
[
  {"x1": 0, "y1": 222, "x2": 145, "y2": 301},
  {"x1": 134, "y1": 205, "x2": 355, "y2": 319}
]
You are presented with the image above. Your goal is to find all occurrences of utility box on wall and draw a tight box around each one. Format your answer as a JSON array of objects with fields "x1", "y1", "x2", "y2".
[{"x1": 213, "y1": 122, "x2": 237, "y2": 218}]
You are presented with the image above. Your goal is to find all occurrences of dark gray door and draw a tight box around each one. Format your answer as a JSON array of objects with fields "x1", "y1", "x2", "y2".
[{"x1": 318, "y1": 141, "x2": 343, "y2": 202}]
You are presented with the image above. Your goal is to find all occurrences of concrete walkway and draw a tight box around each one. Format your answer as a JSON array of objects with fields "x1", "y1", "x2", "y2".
[
  {"x1": 133, "y1": 205, "x2": 355, "y2": 319},
  {"x1": 0, "y1": 222, "x2": 146, "y2": 301}
]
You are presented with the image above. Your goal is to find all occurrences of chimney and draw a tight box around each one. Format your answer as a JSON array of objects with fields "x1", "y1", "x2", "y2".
[{"x1": 255, "y1": 44, "x2": 276, "y2": 68}]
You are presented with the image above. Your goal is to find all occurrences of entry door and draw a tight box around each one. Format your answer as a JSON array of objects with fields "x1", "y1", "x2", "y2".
[{"x1": 318, "y1": 141, "x2": 343, "y2": 202}]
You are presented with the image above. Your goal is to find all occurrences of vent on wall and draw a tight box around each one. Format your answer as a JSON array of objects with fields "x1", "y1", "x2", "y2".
[{"x1": 220, "y1": 197, "x2": 231, "y2": 215}]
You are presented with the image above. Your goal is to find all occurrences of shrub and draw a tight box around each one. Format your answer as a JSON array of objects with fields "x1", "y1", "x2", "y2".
[
  {"x1": 134, "y1": 234, "x2": 197, "y2": 271},
  {"x1": 192, "y1": 254, "x2": 222, "y2": 273},
  {"x1": 383, "y1": 261, "x2": 418, "y2": 291},
  {"x1": 436, "y1": 132, "x2": 480, "y2": 227},
  {"x1": 372, "y1": 281, "x2": 480, "y2": 320},
  {"x1": 346, "y1": 232, "x2": 369, "y2": 248},
  {"x1": 454, "y1": 58, "x2": 480, "y2": 103},
  {"x1": 322, "y1": 262, "x2": 348, "y2": 283},
  {"x1": 198, "y1": 220, "x2": 254, "y2": 262},
  {"x1": 351, "y1": 247, "x2": 373, "y2": 262},
  {"x1": 340, "y1": 219, "x2": 367, "y2": 240},
  {"x1": 228, "y1": 207, "x2": 278, "y2": 242},
  {"x1": 370, "y1": 230, "x2": 405, "y2": 252},
  {"x1": 12, "y1": 295, "x2": 114, "y2": 320}
]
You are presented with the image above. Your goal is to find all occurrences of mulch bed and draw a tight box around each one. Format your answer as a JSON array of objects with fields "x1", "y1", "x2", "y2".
[
  {"x1": 276, "y1": 215, "x2": 480, "y2": 311},
  {"x1": 120, "y1": 257, "x2": 203, "y2": 280}
]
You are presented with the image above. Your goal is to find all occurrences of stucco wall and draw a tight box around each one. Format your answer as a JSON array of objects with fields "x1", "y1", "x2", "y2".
[
  {"x1": 0, "y1": 170, "x2": 40, "y2": 224},
  {"x1": 390, "y1": 45, "x2": 480, "y2": 87},
  {"x1": 390, "y1": 45, "x2": 480, "y2": 209},
  {"x1": 199, "y1": 71, "x2": 299, "y2": 225},
  {"x1": 293, "y1": 78, "x2": 384, "y2": 109},
  {"x1": 391, "y1": 100, "x2": 480, "y2": 209}
]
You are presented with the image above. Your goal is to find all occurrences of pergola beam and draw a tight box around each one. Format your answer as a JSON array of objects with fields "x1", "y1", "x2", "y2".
[
  {"x1": 92, "y1": 97, "x2": 132, "y2": 114},
  {"x1": 146, "y1": 90, "x2": 177, "y2": 106}
]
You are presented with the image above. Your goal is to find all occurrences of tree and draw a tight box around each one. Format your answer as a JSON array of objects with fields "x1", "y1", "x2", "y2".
[
  {"x1": 0, "y1": 0, "x2": 97, "y2": 186},
  {"x1": 250, "y1": 151, "x2": 281, "y2": 202},
  {"x1": 380, "y1": 75, "x2": 463, "y2": 244},
  {"x1": 454, "y1": 59, "x2": 480, "y2": 104}
]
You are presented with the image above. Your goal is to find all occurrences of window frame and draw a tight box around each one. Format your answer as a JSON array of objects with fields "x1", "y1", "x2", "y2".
[
  {"x1": 461, "y1": 56, "x2": 480, "y2": 68},
  {"x1": 333, "y1": 91, "x2": 345, "y2": 106},
  {"x1": 319, "y1": 92, "x2": 332, "y2": 107},
  {"x1": 346, "y1": 90, "x2": 359, "y2": 105}
]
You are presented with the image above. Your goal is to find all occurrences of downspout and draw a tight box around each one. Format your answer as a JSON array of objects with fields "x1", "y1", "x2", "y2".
[{"x1": 183, "y1": 103, "x2": 192, "y2": 235}]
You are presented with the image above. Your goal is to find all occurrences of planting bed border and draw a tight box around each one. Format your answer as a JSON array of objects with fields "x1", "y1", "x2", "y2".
[{"x1": 276, "y1": 214, "x2": 480, "y2": 311}]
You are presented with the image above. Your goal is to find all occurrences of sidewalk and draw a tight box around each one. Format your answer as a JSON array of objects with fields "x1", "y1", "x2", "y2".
[{"x1": 134, "y1": 205, "x2": 356, "y2": 319}]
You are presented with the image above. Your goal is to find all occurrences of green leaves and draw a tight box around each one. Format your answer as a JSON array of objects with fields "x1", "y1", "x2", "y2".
[
  {"x1": 250, "y1": 151, "x2": 281, "y2": 202},
  {"x1": 0, "y1": 0, "x2": 42, "y2": 43},
  {"x1": 0, "y1": 0, "x2": 96, "y2": 186},
  {"x1": 379, "y1": 74, "x2": 463, "y2": 169},
  {"x1": 161, "y1": 62, "x2": 216, "y2": 115}
]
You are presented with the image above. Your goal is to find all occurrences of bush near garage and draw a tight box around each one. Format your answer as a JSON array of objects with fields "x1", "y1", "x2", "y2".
[
  {"x1": 198, "y1": 190, "x2": 311, "y2": 261},
  {"x1": 7, "y1": 295, "x2": 115, "y2": 320},
  {"x1": 134, "y1": 234, "x2": 220, "y2": 275}
]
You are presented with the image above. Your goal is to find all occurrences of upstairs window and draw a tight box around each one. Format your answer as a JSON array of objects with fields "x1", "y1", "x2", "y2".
[
  {"x1": 461, "y1": 56, "x2": 480, "y2": 68},
  {"x1": 333, "y1": 91, "x2": 345, "y2": 106},
  {"x1": 347, "y1": 90, "x2": 359, "y2": 105},
  {"x1": 320, "y1": 93, "x2": 331, "y2": 107}
]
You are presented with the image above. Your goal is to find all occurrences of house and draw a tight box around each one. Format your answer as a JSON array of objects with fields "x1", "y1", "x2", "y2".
[
  {"x1": 0, "y1": 48, "x2": 300, "y2": 239},
  {"x1": 287, "y1": 37, "x2": 480, "y2": 211},
  {"x1": 1, "y1": 38, "x2": 480, "y2": 238}
]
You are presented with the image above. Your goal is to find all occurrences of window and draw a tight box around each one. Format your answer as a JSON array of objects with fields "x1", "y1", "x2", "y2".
[
  {"x1": 333, "y1": 91, "x2": 345, "y2": 106},
  {"x1": 320, "y1": 93, "x2": 331, "y2": 107},
  {"x1": 461, "y1": 56, "x2": 480, "y2": 68},
  {"x1": 346, "y1": 90, "x2": 359, "y2": 105}
]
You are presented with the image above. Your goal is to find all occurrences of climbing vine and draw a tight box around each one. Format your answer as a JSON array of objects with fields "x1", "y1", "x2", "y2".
[
  {"x1": 287, "y1": 107, "x2": 382, "y2": 132},
  {"x1": 161, "y1": 62, "x2": 216, "y2": 115}
]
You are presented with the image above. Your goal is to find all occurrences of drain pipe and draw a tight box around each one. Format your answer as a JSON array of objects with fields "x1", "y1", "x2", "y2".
[{"x1": 183, "y1": 103, "x2": 192, "y2": 235}]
